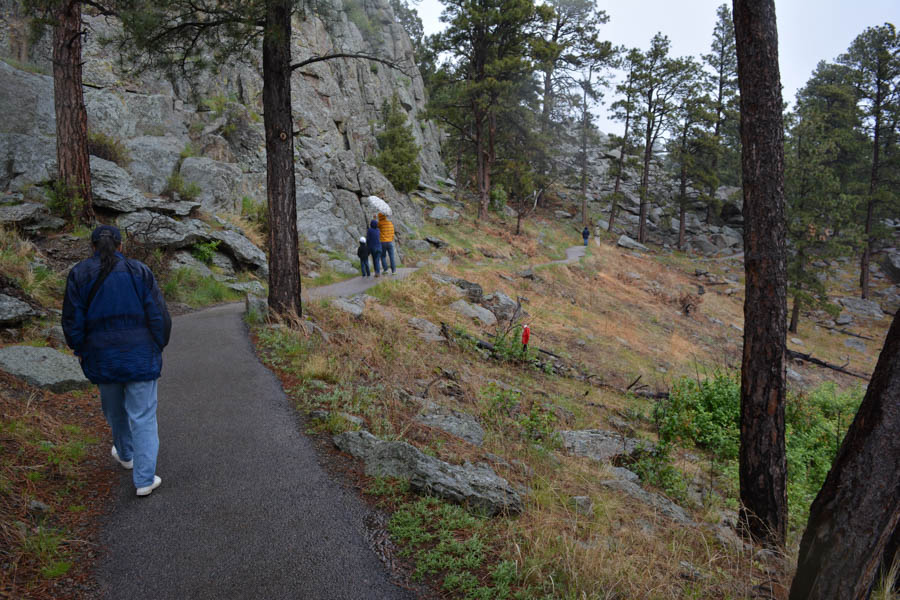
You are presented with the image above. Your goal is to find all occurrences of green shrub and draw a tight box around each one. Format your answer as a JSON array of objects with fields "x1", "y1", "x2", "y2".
[
  {"x1": 656, "y1": 372, "x2": 863, "y2": 528},
  {"x1": 87, "y1": 132, "x2": 130, "y2": 166},
  {"x1": 489, "y1": 184, "x2": 507, "y2": 212},
  {"x1": 161, "y1": 267, "x2": 240, "y2": 307},
  {"x1": 191, "y1": 240, "x2": 221, "y2": 265},
  {"x1": 163, "y1": 173, "x2": 202, "y2": 202},
  {"x1": 45, "y1": 181, "x2": 84, "y2": 223},
  {"x1": 241, "y1": 196, "x2": 268, "y2": 233},
  {"x1": 370, "y1": 94, "x2": 420, "y2": 193}
]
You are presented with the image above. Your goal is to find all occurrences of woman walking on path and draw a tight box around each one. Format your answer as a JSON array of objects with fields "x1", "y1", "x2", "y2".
[
  {"x1": 377, "y1": 213, "x2": 397, "y2": 275},
  {"x1": 366, "y1": 219, "x2": 383, "y2": 278},
  {"x1": 357, "y1": 236, "x2": 371, "y2": 277},
  {"x1": 62, "y1": 225, "x2": 171, "y2": 496},
  {"x1": 582, "y1": 226, "x2": 590, "y2": 246}
]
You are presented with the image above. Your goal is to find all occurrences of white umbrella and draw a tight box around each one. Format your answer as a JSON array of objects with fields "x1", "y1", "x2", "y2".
[{"x1": 366, "y1": 195, "x2": 392, "y2": 217}]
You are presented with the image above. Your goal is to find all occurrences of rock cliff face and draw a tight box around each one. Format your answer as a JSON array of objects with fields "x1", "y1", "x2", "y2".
[{"x1": 0, "y1": 0, "x2": 442, "y2": 257}]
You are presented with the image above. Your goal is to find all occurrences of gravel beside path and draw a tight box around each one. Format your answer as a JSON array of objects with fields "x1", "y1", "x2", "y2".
[{"x1": 96, "y1": 303, "x2": 414, "y2": 600}]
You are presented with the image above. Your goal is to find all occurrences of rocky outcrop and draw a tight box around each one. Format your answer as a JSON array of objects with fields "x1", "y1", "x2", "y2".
[
  {"x1": 333, "y1": 431, "x2": 522, "y2": 515},
  {"x1": 0, "y1": 293, "x2": 40, "y2": 325},
  {"x1": 415, "y1": 401, "x2": 485, "y2": 446},
  {"x1": 1, "y1": 0, "x2": 443, "y2": 260}
]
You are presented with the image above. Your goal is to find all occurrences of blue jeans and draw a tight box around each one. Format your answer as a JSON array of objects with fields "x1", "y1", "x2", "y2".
[
  {"x1": 583, "y1": 238, "x2": 588, "y2": 246},
  {"x1": 360, "y1": 259, "x2": 370, "y2": 277},
  {"x1": 371, "y1": 250, "x2": 381, "y2": 275},
  {"x1": 99, "y1": 380, "x2": 159, "y2": 488},
  {"x1": 380, "y1": 242, "x2": 396, "y2": 273}
]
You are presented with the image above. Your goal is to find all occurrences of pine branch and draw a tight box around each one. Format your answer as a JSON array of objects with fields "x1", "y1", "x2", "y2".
[{"x1": 291, "y1": 53, "x2": 413, "y2": 77}]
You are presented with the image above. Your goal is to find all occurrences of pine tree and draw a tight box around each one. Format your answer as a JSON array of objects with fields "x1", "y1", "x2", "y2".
[
  {"x1": 372, "y1": 94, "x2": 421, "y2": 193},
  {"x1": 733, "y1": 0, "x2": 788, "y2": 547},
  {"x1": 837, "y1": 23, "x2": 900, "y2": 299}
]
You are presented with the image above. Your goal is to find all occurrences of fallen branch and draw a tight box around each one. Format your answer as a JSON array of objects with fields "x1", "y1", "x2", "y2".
[
  {"x1": 816, "y1": 325, "x2": 876, "y2": 341},
  {"x1": 787, "y1": 349, "x2": 868, "y2": 380}
]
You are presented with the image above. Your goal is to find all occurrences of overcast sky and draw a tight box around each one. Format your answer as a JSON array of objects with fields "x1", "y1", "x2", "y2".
[{"x1": 414, "y1": 0, "x2": 899, "y2": 135}]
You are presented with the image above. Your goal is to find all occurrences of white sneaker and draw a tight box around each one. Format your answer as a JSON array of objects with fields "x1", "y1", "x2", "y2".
[
  {"x1": 136, "y1": 476, "x2": 162, "y2": 497},
  {"x1": 111, "y1": 445, "x2": 133, "y2": 469}
]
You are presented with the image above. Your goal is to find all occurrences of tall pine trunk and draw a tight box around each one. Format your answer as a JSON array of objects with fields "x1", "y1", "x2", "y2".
[
  {"x1": 638, "y1": 126, "x2": 652, "y2": 244},
  {"x1": 733, "y1": 0, "x2": 788, "y2": 547},
  {"x1": 789, "y1": 312, "x2": 900, "y2": 599},
  {"x1": 52, "y1": 1, "x2": 93, "y2": 222},
  {"x1": 608, "y1": 112, "x2": 630, "y2": 233},
  {"x1": 860, "y1": 87, "x2": 882, "y2": 300},
  {"x1": 263, "y1": 0, "x2": 301, "y2": 316}
]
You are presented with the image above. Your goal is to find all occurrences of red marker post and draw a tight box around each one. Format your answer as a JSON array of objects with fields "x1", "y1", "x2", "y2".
[{"x1": 521, "y1": 324, "x2": 530, "y2": 354}]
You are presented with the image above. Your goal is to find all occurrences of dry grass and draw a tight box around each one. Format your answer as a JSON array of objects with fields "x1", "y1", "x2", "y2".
[{"x1": 253, "y1": 211, "x2": 893, "y2": 599}]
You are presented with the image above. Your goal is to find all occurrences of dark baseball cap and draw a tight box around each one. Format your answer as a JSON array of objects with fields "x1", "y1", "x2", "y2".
[{"x1": 91, "y1": 225, "x2": 122, "y2": 243}]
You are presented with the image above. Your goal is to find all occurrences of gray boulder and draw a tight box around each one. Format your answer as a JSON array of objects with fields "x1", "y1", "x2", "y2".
[
  {"x1": 571, "y1": 496, "x2": 593, "y2": 516},
  {"x1": 431, "y1": 273, "x2": 483, "y2": 303},
  {"x1": 690, "y1": 235, "x2": 719, "y2": 255},
  {"x1": 227, "y1": 281, "x2": 266, "y2": 296},
  {"x1": 179, "y1": 157, "x2": 244, "y2": 213},
  {"x1": 408, "y1": 317, "x2": 445, "y2": 342},
  {"x1": 617, "y1": 235, "x2": 648, "y2": 252},
  {"x1": 600, "y1": 479, "x2": 695, "y2": 526},
  {"x1": 844, "y1": 338, "x2": 867, "y2": 353},
  {"x1": 481, "y1": 291, "x2": 521, "y2": 323},
  {"x1": 333, "y1": 431, "x2": 522, "y2": 515},
  {"x1": 117, "y1": 211, "x2": 206, "y2": 247},
  {"x1": 0, "y1": 202, "x2": 48, "y2": 226},
  {"x1": 0, "y1": 294, "x2": 40, "y2": 325},
  {"x1": 125, "y1": 136, "x2": 184, "y2": 195},
  {"x1": 245, "y1": 294, "x2": 268, "y2": 319},
  {"x1": 450, "y1": 299, "x2": 497, "y2": 327},
  {"x1": 90, "y1": 156, "x2": 153, "y2": 212},
  {"x1": 0, "y1": 133, "x2": 57, "y2": 191},
  {"x1": 326, "y1": 258, "x2": 358, "y2": 275},
  {"x1": 332, "y1": 296, "x2": 366, "y2": 317},
  {"x1": 881, "y1": 252, "x2": 900, "y2": 284},
  {"x1": 429, "y1": 206, "x2": 460, "y2": 224},
  {"x1": 415, "y1": 403, "x2": 485, "y2": 446},
  {"x1": 560, "y1": 429, "x2": 647, "y2": 463},
  {"x1": 0, "y1": 346, "x2": 90, "y2": 392},
  {"x1": 208, "y1": 228, "x2": 268, "y2": 274},
  {"x1": 839, "y1": 296, "x2": 884, "y2": 319}
]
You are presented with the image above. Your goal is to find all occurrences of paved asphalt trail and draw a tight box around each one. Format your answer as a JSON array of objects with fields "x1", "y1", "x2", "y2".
[
  {"x1": 97, "y1": 303, "x2": 415, "y2": 600},
  {"x1": 304, "y1": 267, "x2": 418, "y2": 300}
]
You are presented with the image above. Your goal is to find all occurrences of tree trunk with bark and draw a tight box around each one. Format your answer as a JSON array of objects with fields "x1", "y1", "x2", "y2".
[
  {"x1": 52, "y1": 1, "x2": 93, "y2": 222},
  {"x1": 263, "y1": 0, "x2": 301, "y2": 317},
  {"x1": 859, "y1": 84, "x2": 883, "y2": 300},
  {"x1": 608, "y1": 112, "x2": 630, "y2": 233},
  {"x1": 789, "y1": 313, "x2": 900, "y2": 599},
  {"x1": 733, "y1": 0, "x2": 788, "y2": 547},
  {"x1": 638, "y1": 115, "x2": 653, "y2": 243}
]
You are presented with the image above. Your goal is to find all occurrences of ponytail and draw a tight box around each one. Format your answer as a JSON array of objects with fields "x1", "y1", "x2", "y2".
[{"x1": 94, "y1": 233, "x2": 119, "y2": 278}]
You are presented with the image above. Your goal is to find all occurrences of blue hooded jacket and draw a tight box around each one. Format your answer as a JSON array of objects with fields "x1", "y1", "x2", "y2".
[
  {"x1": 62, "y1": 252, "x2": 171, "y2": 384},
  {"x1": 366, "y1": 220, "x2": 382, "y2": 254}
]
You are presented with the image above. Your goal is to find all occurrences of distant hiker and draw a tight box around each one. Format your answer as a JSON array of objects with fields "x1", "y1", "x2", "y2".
[
  {"x1": 582, "y1": 226, "x2": 590, "y2": 246},
  {"x1": 357, "y1": 236, "x2": 370, "y2": 277},
  {"x1": 377, "y1": 212, "x2": 396, "y2": 275},
  {"x1": 521, "y1": 324, "x2": 531, "y2": 354},
  {"x1": 366, "y1": 219, "x2": 383, "y2": 277},
  {"x1": 62, "y1": 225, "x2": 171, "y2": 497}
]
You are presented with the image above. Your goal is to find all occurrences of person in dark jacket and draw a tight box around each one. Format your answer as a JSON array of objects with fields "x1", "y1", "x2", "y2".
[
  {"x1": 357, "y1": 236, "x2": 370, "y2": 277},
  {"x1": 62, "y1": 225, "x2": 171, "y2": 496},
  {"x1": 366, "y1": 220, "x2": 383, "y2": 278},
  {"x1": 582, "y1": 226, "x2": 590, "y2": 246}
]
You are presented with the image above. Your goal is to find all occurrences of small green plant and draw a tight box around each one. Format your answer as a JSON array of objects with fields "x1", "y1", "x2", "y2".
[
  {"x1": 241, "y1": 196, "x2": 269, "y2": 233},
  {"x1": 191, "y1": 240, "x2": 221, "y2": 265},
  {"x1": 201, "y1": 94, "x2": 232, "y2": 117},
  {"x1": 87, "y1": 131, "x2": 130, "y2": 166},
  {"x1": 179, "y1": 143, "x2": 200, "y2": 161},
  {"x1": 517, "y1": 403, "x2": 560, "y2": 447},
  {"x1": 160, "y1": 267, "x2": 241, "y2": 307},
  {"x1": 489, "y1": 184, "x2": 507, "y2": 212},
  {"x1": 45, "y1": 181, "x2": 85, "y2": 223},
  {"x1": 627, "y1": 440, "x2": 689, "y2": 503},
  {"x1": 164, "y1": 173, "x2": 202, "y2": 202}
]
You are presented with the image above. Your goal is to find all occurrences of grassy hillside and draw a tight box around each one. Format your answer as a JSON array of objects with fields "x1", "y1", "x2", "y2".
[{"x1": 255, "y1": 210, "x2": 893, "y2": 599}]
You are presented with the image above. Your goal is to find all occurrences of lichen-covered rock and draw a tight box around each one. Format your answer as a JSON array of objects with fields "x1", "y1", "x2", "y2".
[
  {"x1": 0, "y1": 293, "x2": 40, "y2": 325},
  {"x1": 415, "y1": 403, "x2": 485, "y2": 446},
  {"x1": 334, "y1": 431, "x2": 522, "y2": 515},
  {"x1": 449, "y1": 300, "x2": 497, "y2": 327},
  {"x1": 560, "y1": 429, "x2": 647, "y2": 463},
  {"x1": 179, "y1": 157, "x2": 245, "y2": 213},
  {"x1": 0, "y1": 346, "x2": 90, "y2": 392},
  {"x1": 91, "y1": 156, "x2": 154, "y2": 213},
  {"x1": 600, "y1": 479, "x2": 695, "y2": 526}
]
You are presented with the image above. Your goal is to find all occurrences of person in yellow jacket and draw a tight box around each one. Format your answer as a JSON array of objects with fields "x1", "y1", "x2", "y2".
[{"x1": 376, "y1": 213, "x2": 397, "y2": 275}]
